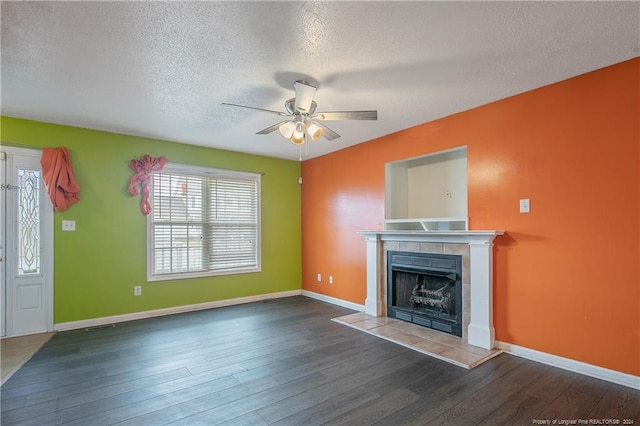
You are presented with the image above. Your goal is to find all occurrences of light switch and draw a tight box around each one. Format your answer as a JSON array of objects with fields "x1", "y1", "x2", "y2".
[
  {"x1": 62, "y1": 220, "x2": 76, "y2": 231},
  {"x1": 519, "y1": 199, "x2": 530, "y2": 213}
]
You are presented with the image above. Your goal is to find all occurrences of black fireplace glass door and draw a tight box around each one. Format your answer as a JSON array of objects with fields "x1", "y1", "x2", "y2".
[{"x1": 387, "y1": 251, "x2": 463, "y2": 337}]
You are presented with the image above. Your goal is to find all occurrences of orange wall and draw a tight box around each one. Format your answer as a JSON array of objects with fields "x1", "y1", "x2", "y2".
[{"x1": 301, "y1": 58, "x2": 639, "y2": 376}]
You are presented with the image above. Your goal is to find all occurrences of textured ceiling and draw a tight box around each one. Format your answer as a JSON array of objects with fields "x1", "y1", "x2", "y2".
[{"x1": 1, "y1": 1, "x2": 638, "y2": 161}]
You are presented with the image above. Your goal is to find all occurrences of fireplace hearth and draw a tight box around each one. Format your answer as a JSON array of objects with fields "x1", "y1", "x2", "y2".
[{"x1": 387, "y1": 251, "x2": 462, "y2": 337}]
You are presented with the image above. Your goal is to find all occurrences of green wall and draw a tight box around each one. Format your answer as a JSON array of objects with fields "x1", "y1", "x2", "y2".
[{"x1": 1, "y1": 116, "x2": 302, "y2": 323}]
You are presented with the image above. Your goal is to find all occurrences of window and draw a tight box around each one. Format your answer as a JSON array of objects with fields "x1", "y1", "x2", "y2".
[{"x1": 147, "y1": 163, "x2": 260, "y2": 281}]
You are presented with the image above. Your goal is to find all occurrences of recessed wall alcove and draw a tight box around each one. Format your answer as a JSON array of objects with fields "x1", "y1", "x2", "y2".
[{"x1": 385, "y1": 146, "x2": 468, "y2": 231}]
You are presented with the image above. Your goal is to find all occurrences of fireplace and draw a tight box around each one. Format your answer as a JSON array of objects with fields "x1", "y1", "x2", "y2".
[
  {"x1": 359, "y1": 230, "x2": 503, "y2": 349},
  {"x1": 387, "y1": 251, "x2": 463, "y2": 337}
]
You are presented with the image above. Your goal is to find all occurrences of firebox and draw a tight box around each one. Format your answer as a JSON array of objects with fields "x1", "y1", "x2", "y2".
[{"x1": 387, "y1": 251, "x2": 463, "y2": 337}]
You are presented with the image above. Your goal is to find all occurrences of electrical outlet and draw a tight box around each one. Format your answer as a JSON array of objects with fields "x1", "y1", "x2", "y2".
[
  {"x1": 134, "y1": 286, "x2": 142, "y2": 296},
  {"x1": 317, "y1": 273, "x2": 322, "y2": 282},
  {"x1": 329, "y1": 276, "x2": 334, "y2": 284}
]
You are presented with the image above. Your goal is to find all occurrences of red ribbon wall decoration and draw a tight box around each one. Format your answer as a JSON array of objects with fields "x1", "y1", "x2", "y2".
[{"x1": 127, "y1": 154, "x2": 168, "y2": 216}]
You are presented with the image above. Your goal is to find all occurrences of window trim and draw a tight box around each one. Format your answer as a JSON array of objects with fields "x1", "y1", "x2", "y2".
[{"x1": 146, "y1": 162, "x2": 261, "y2": 282}]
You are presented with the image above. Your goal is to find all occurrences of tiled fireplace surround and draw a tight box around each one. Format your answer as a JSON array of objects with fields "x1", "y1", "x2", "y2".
[{"x1": 333, "y1": 231, "x2": 504, "y2": 368}]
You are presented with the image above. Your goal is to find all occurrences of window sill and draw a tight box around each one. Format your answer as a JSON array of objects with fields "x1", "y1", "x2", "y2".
[{"x1": 147, "y1": 266, "x2": 261, "y2": 282}]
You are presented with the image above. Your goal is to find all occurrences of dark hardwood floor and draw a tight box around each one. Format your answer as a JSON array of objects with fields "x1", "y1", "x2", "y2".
[{"x1": 1, "y1": 296, "x2": 638, "y2": 425}]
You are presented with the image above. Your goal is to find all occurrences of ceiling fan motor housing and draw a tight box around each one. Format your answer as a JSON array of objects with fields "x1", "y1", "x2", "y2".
[
  {"x1": 285, "y1": 98, "x2": 317, "y2": 116},
  {"x1": 293, "y1": 80, "x2": 317, "y2": 113}
]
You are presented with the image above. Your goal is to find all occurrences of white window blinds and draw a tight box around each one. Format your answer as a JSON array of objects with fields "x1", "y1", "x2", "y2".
[{"x1": 148, "y1": 164, "x2": 260, "y2": 281}]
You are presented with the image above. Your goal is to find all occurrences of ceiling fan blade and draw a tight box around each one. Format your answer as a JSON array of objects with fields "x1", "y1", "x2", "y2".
[
  {"x1": 315, "y1": 110, "x2": 378, "y2": 121},
  {"x1": 221, "y1": 103, "x2": 289, "y2": 117},
  {"x1": 294, "y1": 80, "x2": 317, "y2": 113},
  {"x1": 256, "y1": 120, "x2": 291, "y2": 135},
  {"x1": 314, "y1": 122, "x2": 341, "y2": 141}
]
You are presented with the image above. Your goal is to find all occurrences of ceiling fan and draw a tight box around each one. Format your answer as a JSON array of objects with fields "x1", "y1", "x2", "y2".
[{"x1": 221, "y1": 80, "x2": 377, "y2": 145}]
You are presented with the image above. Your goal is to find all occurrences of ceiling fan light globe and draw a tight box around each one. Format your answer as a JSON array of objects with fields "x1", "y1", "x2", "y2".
[
  {"x1": 290, "y1": 134, "x2": 305, "y2": 145},
  {"x1": 290, "y1": 121, "x2": 306, "y2": 144},
  {"x1": 292, "y1": 131, "x2": 304, "y2": 140},
  {"x1": 279, "y1": 121, "x2": 296, "y2": 139},
  {"x1": 306, "y1": 122, "x2": 323, "y2": 141}
]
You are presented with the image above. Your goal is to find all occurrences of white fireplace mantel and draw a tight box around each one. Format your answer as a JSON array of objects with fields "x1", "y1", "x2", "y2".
[{"x1": 358, "y1": 230, "x2": 504, "y2": 349}]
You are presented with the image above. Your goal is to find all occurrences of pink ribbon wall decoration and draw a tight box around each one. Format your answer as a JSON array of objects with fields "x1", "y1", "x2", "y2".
[{"x1": 127, "y1": 155, "x2": 168, "y2": 215}]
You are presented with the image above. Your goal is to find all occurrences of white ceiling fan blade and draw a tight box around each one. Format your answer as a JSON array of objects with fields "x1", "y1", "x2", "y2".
[
  {"x1": 221, "y1": 103, "x2": 289, "y2": 117},
  {"x1": 315, "y1": 110, "x2": 378, "y2": 121},
  {"x1": 294, "y1": 80, "x2": 317, "y2": 113},
  {"x1": 314, "y1": 122, "x2": 341, "y2": 141},
  {"x1": 256, "y1": 120, "x2": 292, "y2": 135}
]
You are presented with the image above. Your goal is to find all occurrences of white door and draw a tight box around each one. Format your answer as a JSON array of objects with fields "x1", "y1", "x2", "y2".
[{"x1": 1, "y1": 146, "x2": 53, "y2": 338}]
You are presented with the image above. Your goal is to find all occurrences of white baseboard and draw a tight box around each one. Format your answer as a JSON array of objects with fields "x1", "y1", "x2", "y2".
[
  {"x1": 302, "y1": 290, "x2": 365, "y2": 312},
  {"x1": 497, "y1": 341, "x2": 640, "y2": 390},
  {"x1": 54, "y1": 290, "x2": 302, "y2": 332}
]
